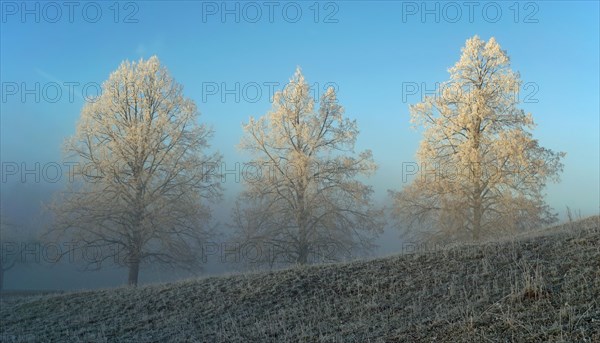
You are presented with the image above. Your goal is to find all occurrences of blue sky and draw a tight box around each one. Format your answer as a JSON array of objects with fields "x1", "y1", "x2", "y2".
[{"x1": 1, "y1": 1, "x2": 599, "y2": 239}]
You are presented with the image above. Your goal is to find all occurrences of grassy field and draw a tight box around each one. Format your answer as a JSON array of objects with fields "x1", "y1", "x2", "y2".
[{"x1": 1, "y1": 216, "x2": 598, "y2": 342}]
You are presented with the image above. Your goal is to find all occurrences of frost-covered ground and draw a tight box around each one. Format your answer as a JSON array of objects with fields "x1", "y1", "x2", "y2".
[{"x1": 1, "y1": 216, "x2": 599, "y2": 342}]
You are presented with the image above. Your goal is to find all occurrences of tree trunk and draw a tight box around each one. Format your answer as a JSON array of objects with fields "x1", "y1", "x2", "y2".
[
  {"x1": 128, "y1": 260, "x2": 140, "y2": 286},
  {"x1": 473, "y1": 200, "x2": 482, "y2": 241},
  {"x1": 297, "y1": 242, "x2": 309, "y2": 265},
  {"x1": 296, "y1": 183, "x2": 309, "y2": 265},
  {"x1": 472, "y1": 177, "x2": 483, "y2": 241},
  {"x1": 471, "y1": 110, "x2": 483, "y2": 241},
  {"x1": 129, "y1": 167, "x2": 145, "y2": 287},
  {"x1": 297, "y1": 216, "x2": 309, "y2": 264}
]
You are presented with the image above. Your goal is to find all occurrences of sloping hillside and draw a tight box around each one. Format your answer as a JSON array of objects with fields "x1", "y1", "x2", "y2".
[{"x1": 1, "y1": 216, "x2": 599, "y2": 342}]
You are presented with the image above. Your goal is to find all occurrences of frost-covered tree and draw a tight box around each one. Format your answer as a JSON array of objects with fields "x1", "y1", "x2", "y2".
[
  {"x1": 233, "y1": 68, "x2": 383, "y2": 266},
  {"x1": 48, "y1": 56, "x2": 221, "y2": 286},
  {"x1": 391, "y1": 36, "x2": 564, "y2": 242}
]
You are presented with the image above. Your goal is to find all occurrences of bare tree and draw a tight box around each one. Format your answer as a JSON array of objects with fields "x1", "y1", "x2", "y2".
[
  {"x1": 233, "y1": 68, "x2": 383, "y2": 266},
  {"x1": 391, "y1": 36, "x2": 564, "y2": 242},
  {"x1": 47, "y1": 56, "x2": 222, "y2": 286}
]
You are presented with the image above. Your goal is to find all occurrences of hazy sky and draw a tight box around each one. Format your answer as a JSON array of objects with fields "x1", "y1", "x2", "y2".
[{"x1": 1, "y1": 1, "x2": 599, "y2": 289}]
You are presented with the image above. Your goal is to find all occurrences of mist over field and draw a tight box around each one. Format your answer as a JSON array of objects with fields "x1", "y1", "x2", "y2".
[{"x1": 1, "y1": 1, "x2": 599, "y2": 341}]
